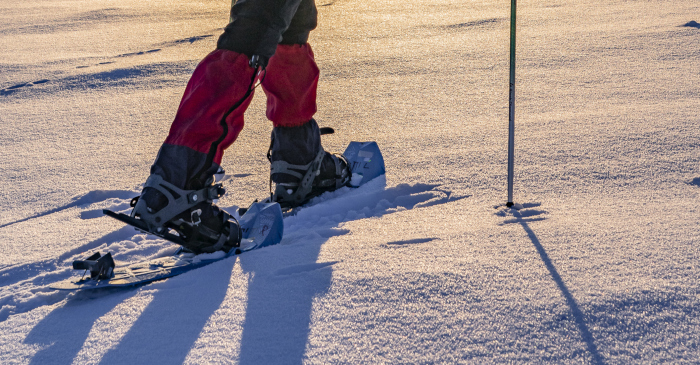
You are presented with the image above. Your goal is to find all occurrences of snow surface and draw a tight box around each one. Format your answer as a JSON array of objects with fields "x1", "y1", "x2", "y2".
[{"x1": 1, "y1": 0, "x2": 699, "y2": 363}]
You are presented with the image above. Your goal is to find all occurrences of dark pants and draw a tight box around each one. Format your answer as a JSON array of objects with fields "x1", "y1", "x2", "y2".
[{"x1": 218, "y1": 0, "x2": 318, "y2": 64}]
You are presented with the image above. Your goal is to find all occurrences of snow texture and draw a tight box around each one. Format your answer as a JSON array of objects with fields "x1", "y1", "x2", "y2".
[{"x1": 1, "y1": 0, "x2": 699, "y2": 363}]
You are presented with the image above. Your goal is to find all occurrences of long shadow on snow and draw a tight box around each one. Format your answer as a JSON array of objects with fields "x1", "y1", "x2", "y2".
[
  {"x1": 237, "y1": 180, "x2": 466, "y2": 364},
  {"x1": 0, "y1": 190, "x2": 137, "y2": 297},
  {"x1": 24, "y1": 257, "x2": 235, "y2": 365},
  {"x1": 517, "y1": 219, "x2": 606, "y2": 365},
  {"x1": 96, "y1": 257, "x2": 238, "y2": 364},
  {"x1": 21, "y1": 240, "x2": 236, "y2": 364},
  {"x1": 0, "y1": 190, "x2": 141, "y2": 322},
  {"x1": 24, "y1": 288, "x2": 138, "y2": 365},
  {"x1": 19, "y1": 180, "x2": 463, "y2": 363}
]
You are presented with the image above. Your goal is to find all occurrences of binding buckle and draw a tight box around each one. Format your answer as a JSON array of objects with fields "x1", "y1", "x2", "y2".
[
  {"x1": 249, "y1": 55, "x2": 261, "y2": 69},
  {"x1": 191, "y1": 209, "x2": 202, "y2": 226}
]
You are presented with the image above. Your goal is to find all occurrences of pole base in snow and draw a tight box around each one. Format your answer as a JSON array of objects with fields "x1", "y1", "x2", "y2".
[{"x1": 496, "y1": 202, "x2": 523, "y2": 210}]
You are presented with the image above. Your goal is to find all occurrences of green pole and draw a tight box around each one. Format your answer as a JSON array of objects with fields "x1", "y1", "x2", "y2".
[{"x1": 507, "y1": 0, "x2": 517, "y2": 207}]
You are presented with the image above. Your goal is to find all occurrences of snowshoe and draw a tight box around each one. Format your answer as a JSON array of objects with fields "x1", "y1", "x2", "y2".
[{"x1": 56, "y1": 200, "x2": 284, "y2": 290}]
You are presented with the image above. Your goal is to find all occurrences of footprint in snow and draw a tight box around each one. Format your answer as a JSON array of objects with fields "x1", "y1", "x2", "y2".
[
  {"x1": 156, "y1": 34, "x2": 215, "y2": 48},
  {"x1": 111, "y1": 34, "x2": 214, "y2": 60},
  {"x1": 79, "y1": 34, "x2": 212, "y2": 68},
  {"x1": 273, "y1": 261, "x2": 339, "y2": 277},
  {"x1": 0, "y1": 79, "x2": 49, "y2": 95},
  {"x1": 381, "y1": 237, "x2": 438, "y2": 248},
  {"x1": 420, "y1": 18, "x2": 503, "y2": 32},
  {"x1": 77, "y1": 61, "x2": 118, "y2": 69},
  {"x1": 173, "y1": 35, "x2": 214, "y2": 44},
  {"x1": 117, "y1": 48, "x2": 162, "y2": 58}
]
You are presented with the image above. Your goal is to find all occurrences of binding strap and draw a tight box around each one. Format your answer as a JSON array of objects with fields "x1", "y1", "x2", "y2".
[
  {"x1": 270, "y1": 148, "x2": 325, "y2": 205},
  {"x1": 131, "y1": 174, "x2": 225, "y2": 230}
]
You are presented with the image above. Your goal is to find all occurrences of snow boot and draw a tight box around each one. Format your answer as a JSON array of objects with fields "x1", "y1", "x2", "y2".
[
  {"x1": 268, "y1": 118, "x2": 350, "y2": 208},
  {"x1": 131, "y1": 174, "x2": 241, "y2": 254}
]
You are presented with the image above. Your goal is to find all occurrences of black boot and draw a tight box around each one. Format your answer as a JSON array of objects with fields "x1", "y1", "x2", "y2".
[
  {"x1": 268, "y1": 119, "x2": 350, "y2": 208},
  {"x1": 131, "y1": 173, "x2": 241, "y2": 254}
]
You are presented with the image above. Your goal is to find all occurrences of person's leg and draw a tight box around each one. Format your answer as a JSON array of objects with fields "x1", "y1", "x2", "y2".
[
  {"x1": 150, "y1": 0, "x2": 317, "y2": 192},
  {"x1": 153, "y1": 50, "x2": 258, "y2": 191},
  {"x1": 134, "y1": 0, "x2": 314, "y2": 252},
  {"x1": 262, "y1": 42, "x2": 350, "y2": 208}
]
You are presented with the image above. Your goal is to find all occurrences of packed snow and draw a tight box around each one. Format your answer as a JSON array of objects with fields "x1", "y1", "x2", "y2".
[{"x1": 1, "y1": 0, "x2": 699, "y2": 363}]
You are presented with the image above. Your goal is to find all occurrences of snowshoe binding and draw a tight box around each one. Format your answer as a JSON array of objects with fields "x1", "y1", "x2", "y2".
[
  {"x1": 129, "y1": 173, "x2": 241, "y2": 254},
  {"x1": 268, "y1": 119, "x2": 351, "y2": 209}
]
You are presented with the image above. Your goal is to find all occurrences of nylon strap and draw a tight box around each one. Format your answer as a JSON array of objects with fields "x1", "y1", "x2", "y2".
[
  {"x1": 131, "y1": 175, "x2": 221, "y2": 230},
  {"x1": 272, "y1": 148, "x2": 325, "y2": 204}
]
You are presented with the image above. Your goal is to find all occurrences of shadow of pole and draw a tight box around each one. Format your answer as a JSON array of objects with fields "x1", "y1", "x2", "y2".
[{"x1": 519, "y1": 220, "x2": 606, "y2": 365}]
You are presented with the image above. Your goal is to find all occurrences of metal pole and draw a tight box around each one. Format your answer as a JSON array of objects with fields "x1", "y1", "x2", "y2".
[{"x1": 506, "y1": 0, "x2": 517, "y2": 207}]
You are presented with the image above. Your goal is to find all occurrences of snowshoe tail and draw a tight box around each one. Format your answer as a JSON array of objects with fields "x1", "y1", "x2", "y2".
[
  {"x1": 237, "y1": 201, "x2": 284, "y2": 251},
  {"x1": 249, "y1": 141, "x2": 385, "y2": 214},
  {"x1": 343, "y1": 141, "x2": 385, "y2": 188}
]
